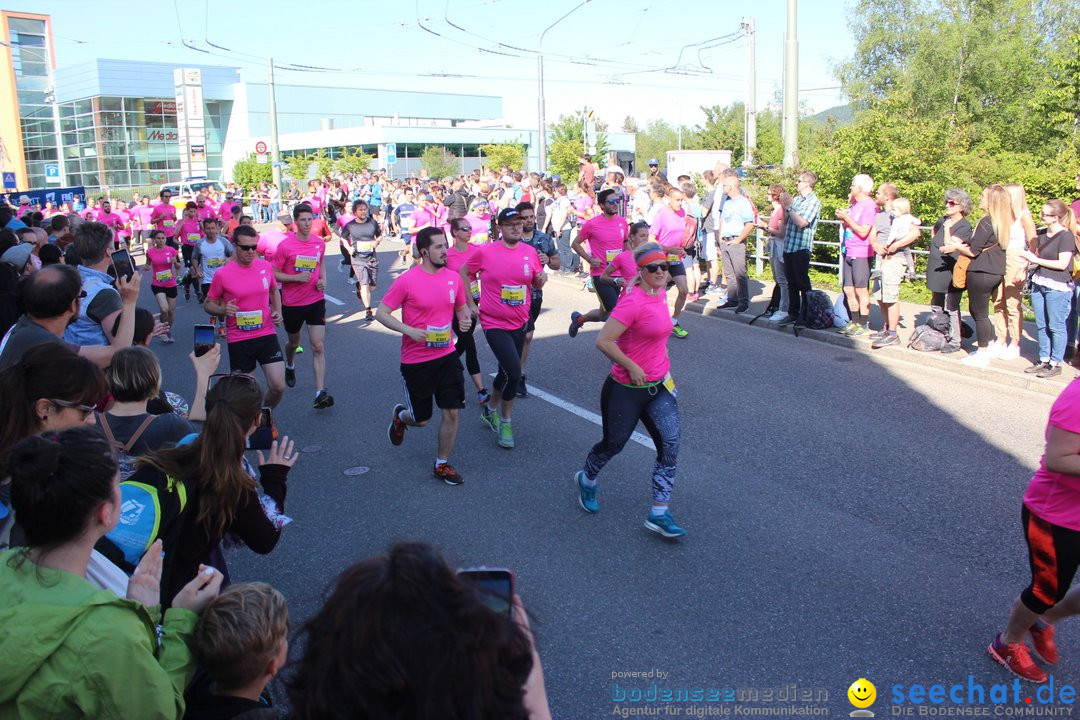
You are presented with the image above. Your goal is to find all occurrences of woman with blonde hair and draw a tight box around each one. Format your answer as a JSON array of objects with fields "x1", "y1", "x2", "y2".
[
  {"x1": 1020, "y1": 200, "x2": 1080, "y2": 377},
  {"x1": 990, "y1": 184, "x2": 1038, "y2": 360},
  {"x1": 944, "y1": 185, "x2": 1010, "y2": 367}
]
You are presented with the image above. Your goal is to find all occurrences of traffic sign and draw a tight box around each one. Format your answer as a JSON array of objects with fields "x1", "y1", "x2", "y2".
[
  {"x1": 272, "y1": 161, "x2": 284, "y2": 167},
  {"x1": 2, "y1": 172, "x2": 15, "y2": 190},
  {"x1": 45, "y1": 164, "x2": 60, "y2": 184},
  {"x1": 256, "y1": 154, "x2": 268, "y2": 164},
  {"x1": 255, "y1": 140, "x2": 268, "y2": 155},
  {"x1": 386, "y1": 143, "x2": 397, "y2": 165}
]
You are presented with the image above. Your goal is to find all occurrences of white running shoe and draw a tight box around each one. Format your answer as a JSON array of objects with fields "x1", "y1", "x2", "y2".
[
  {"x1": 961, "y1": 350, "x2": 990, "y2": 368},
  {"x1": 999, "y1": 344, "x2": 1021, "y2": 361},
  {"x1": 769, "y1": 311, "x2": 788, "y2": 323}
]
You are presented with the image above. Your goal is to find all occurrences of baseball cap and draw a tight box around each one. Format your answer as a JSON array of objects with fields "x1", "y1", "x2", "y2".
[
  {"x1": 1, "y1": 243, "x2": 33, "y2": 270},
  {"x1": 18, "y1": 195, "x2": 30, "y2": 204},
  {"x1": 497, "y1": 208, "x2": 522, "y2": 224},
  {"x1": 648, "y1": 158, "x2": 659, "y2": 166},
  {"x1": 424, "y1": 194, "x2": 434, "y2": 202}
]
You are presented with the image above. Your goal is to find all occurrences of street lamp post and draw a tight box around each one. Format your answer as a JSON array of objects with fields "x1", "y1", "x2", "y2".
[{"x1": 537, "y1": 0, "x2": 591, "y2": 175}]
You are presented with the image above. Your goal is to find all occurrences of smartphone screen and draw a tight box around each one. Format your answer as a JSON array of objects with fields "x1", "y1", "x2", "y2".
[
  {"x1": 193, "y1": 324, "x2": 215, "y2": 357},
  {"x1": 459, "y1": 567, "x2": 514, "y2": 618},
  {"x1": 247, "y1": 406, "x2": 275, "y2": 450},
  {"x1": 111, "y1": 249, "x2": 135, "y2": 281}
]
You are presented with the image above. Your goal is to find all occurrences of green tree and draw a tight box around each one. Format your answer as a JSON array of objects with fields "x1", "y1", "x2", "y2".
[
  {"x1": 311, "y1": 148, "x2": 334, "y2": 179},
  {"x1": 282, "y1": 153, "x2": 313, "y2": 183},
  {"x1": 479, "y1": 143, "x2": 527, "y2": 172},
  {"x1": 420, "y1": 146, "x2": 459, "y2": 179},
  {"x1": 634, "y1": 120, "x2": 679, "y2": 173},
  {"x1": 334, "y1": 148, "x2": 373, "y2": 175},
  {"x1": 547, "y1": 112, "x2": 610, "y2": 181},
  {"x1": 231, "y1": 153, "x2": 272, "y2": 189},
  {"x1": 621, "y1": 115, "x2": 639, "y2": 133}
]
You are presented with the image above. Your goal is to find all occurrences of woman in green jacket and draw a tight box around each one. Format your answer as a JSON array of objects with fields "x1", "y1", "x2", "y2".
[{"x1": 0, "y1": 426, "x2": 223, "y2": 720}]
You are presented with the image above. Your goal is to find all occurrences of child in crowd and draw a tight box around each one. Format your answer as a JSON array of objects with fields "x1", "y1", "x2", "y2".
[{"x1": 184, "y1": 582, "x2": 290, "y2": 720}]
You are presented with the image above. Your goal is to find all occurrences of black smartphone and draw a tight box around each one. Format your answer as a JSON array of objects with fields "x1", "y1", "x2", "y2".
[
  {"x1": 193, "y1": 324, "x2": 215, "y2": 357},
  {"x1": 111, "y1": 249, "x2": 135, "y2": 282},
  {"x1": 247, "y1": 406, "x2": 275, "y2": 450},
  {"x1": 459, "y1": 567, "x2": 514, "y2": 618}
]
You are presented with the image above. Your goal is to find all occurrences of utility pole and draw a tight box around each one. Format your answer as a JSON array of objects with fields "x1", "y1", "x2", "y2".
[
  {"x1": 537, "y1": 0, "x2": 591, "y2": 174},
  {"x1": 782, "y1": 0, "x2": 799, "y2": 168},
  {"x1": 268, "y1": 57, "x2": 282, "y2": 189},
  {"x1": 742, "y1": 17, "x2": 757, "y2": 166}
]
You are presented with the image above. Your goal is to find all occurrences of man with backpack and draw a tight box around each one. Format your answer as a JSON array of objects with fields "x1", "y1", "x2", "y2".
[{"x1": 777, "y1": 171, "x2": 823, "y2": 327}]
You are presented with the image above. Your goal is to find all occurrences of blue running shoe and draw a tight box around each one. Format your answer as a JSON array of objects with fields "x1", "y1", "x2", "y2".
[
  {"x1": 576, "y1": 470, "x2": 598, "y2": 513},
  {"x1": 644, "y1": 511, "x2": 686, "y2": 538},
  {"x1": 569, "y1": 311, "x2": 582, "y2": 338}
]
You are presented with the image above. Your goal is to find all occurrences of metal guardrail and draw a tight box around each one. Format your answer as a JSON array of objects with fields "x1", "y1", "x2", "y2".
[{"x1": 748, "y1": 218, "x2": 934, "y2": 285}]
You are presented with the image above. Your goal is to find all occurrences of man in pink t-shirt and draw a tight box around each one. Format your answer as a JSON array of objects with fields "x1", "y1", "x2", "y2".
[
  {"x1": 204, "y1": 225, "x2": 286, "y2": 407},
  {"x1": 835, "y1": 174, "x2": 879, "y2": 334},
  {"x1": 377, "y1": 226, "x2": 471, "y2": 485},
  {"x1": 649, "y1": 186, "x2": 693, "y2": 336},
  {"x1": 95, "y1": 199, "x2": 127, "y2": 249},
  {"x1": 462, "y1": 208, "x2": 545, "y2": 449},
  {"x1": 150, "y1": 189, "x2": 178, "y2": 240},
  {"x1": 272, "y1": 202, "x2": 331, "y2": 409}
]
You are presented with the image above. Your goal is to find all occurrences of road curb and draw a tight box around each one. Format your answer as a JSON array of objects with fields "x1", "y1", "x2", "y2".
[{"x1": 545, "y1": 273, "x2": 1072, "y2": 399}]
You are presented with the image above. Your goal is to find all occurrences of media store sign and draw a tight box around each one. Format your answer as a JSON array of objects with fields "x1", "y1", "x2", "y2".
[{"x1": 147, "y1": 130, "x2": 179, "y2": 142}]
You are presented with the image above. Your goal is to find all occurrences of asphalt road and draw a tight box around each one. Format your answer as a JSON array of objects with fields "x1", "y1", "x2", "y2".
[{"x1": 148, "y1": 240, "x2": 1067, "y2": 718}]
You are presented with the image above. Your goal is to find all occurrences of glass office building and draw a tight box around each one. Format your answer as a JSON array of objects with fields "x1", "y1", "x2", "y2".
[{"x1": 1, "y1": 11, "x2": 61, "y2": 190}]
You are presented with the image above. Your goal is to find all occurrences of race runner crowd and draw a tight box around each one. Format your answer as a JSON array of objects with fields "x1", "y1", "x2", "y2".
[{"x1": 1, "y1": 158, "x2": 1080, "y2": 716}]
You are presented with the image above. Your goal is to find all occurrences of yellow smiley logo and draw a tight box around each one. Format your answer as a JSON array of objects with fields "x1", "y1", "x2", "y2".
[{"x1": 848, "y1": 678, "x2": 876, "y2": 709}]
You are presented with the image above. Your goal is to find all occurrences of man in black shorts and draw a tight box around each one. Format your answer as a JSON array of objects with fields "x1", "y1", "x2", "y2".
[
  {"x1": 341, "y1": 199, "x2": 382, "y2": 323},
  {"x1": 516, "y1": 201, "x2": 560, "y2": 397}
]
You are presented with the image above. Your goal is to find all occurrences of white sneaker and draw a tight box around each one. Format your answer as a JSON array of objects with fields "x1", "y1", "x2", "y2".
[
  {"x1": 769, "y1": 311, "x2": 788, "y2": 323},
  {"x1": 999, "y1": 344, "x2": 1021, "y2": 361},
  {"x1": 984, "y1": 342, "x2": 1003, "y2": 359},
  {"x1": 961, "y1": 350, "x2": 990, "y2": 368},
  {"x1": 705, "y1": 286, "x2": 723, "y2": 296}
]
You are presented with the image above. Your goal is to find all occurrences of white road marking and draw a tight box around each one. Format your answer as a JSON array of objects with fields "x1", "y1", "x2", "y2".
[
  {"x1": 489, "y1": 374, "x2": 651, "y2": 449},
  {"x1": 324, "y1": 293, "x2": 345, "y2": 306}
]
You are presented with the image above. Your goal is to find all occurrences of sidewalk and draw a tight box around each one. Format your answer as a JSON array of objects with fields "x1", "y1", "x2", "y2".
[{"x1": 548, "y1": 272, "x2": 1076, "y2": 398}]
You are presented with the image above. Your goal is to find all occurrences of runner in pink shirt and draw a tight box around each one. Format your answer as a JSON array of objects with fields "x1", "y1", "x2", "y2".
[
  {"x1": 150, "y1": 189, "x2": 178, "y2": 241},
  {"x1": 177, "y1": 204, "x2": 204, "y2": 300},
  {"x1": 462, "y1": 208, "x2": 545, "y2": 449},
  {"x1": 217, "y1": 193, "x2": 237, "y2": 224},
  {"x1": 271, "y1": 202, "x2": 332, "y2": 410},
  {"x1": 649, "y1": 186, "x2": 692, "y2": 336},
  {"x1": 989, "y1": 378, "x2": 1080, "y2": 682},
  {"x1": 94, "y1": 199, "x2": 127, "y2": 249},
  {"x1": 569, "y1": 219, "x2": 649, "y2": 336},
  {"x1": 196, "y1": 196, "x2": 217, "y2": 222},
  {"x1": 835, "y1": 174, "x2": 879, "y2": 334},
  {"x1": 204, "y1": 224, "x2": 286, "y2": 407},
  {"x1": 378, "y1": 226, "x2": 471, "y2": 486},
  {"x1": 445, "y1": 217, "x2": 488, "y2": 406},
  {"x1": 133, "y1": 198, "x2": 154, "y2": 247},
  {"x1": 142, "y1": 228, "x2": 180, "y2": 342},
  {"x1": 258, "y1": 213, "x2": 293, "y2": 265},
  {"x1": 572, "y1": 191, "x2": 630, "y2": 278},
  {"x1": 573, "y1": 241, "x2": 686, "y2": 539}
]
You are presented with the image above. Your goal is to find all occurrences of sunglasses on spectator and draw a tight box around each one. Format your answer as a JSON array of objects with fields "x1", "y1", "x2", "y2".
[
  {"x1": 1041, "y1": 212, "x2": 1058, "y2": 218},
  {"x1": 945, "y1": 200, "x2": 959, "y2": 206},
  {"x1": 604, "y1": 199, "x2": 620, "y2": 205},
  {"x1": 208, "y1": 372, "x2": 258, "y2": 393},
  {"x1": 49, "y1": 398, "x2": 95, "y2": 419},
  {"x1": 236, "y1": 244, "x2": 258, "y2": 251},
  {"x1": 643, "y1": 263, "x2": 670, "y2": 273}
]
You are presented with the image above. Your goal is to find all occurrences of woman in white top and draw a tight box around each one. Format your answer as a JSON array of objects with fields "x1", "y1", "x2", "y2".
[{"x1": 990, "y1": 184, "x2": 1038, "y2": 360}]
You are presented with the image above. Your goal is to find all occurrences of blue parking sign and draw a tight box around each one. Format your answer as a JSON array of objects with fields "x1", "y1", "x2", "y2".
[
  {"x1": 2, "y1": 172, "x2": 15, "y2": 190},
  {"x1": 386, "y1": 143, "x2": 397, "y2": 165},
  {"x1": 45, "y1": 164, "x2": 60, "y2": 183}
]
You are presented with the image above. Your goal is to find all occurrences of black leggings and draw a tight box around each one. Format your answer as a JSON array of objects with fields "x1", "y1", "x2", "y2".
[
  {"x1": 454, "y1": 313, "x2": 480, "y2": 376},
  {"x1": 483, "y1": 325, "x2": 526, "y2": 399},
  {"x1": 966, "y1": 272, "x2": 1002, "y2": 348}
]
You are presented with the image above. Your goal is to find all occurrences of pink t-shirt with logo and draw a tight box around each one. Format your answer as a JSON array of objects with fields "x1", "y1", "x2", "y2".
[
  {"x1": 179, "y1": 219, "x2": 202, "y2": 246},
  {"x1": 134, "y1": 205, "x2": 154, "y2": 228},
  {"x1": 151, "y1": 202, "x2": 178, "y2": 237},
  {"x1": 608, "y1": 285, "x2": 673, "y2": 384},
  {"x1": 608, "y1": 249, "x2": 637, "y2": 281},
  {"x1": 206, "y1": 259, "x2": 278, "y2": 344},
  {"x1": 218, "y1": 201, "x2": 237, "y2": 222},
  {"x1": 446, "y1": 243, "x2": 481, "y2": 299},
  {"x1": 146, "y1": 245, "x2": 179, "y2": 288},
  {"x1": 197, "y1": 204, "x2": 217, "y2": 222},
  {"x1": 381, "y1": 266, "x2": 466, "y2": 364},
  {"x1": 464, "y1": 241, "x2": 543, "y2": 331},
  {"x1": 580, "y1": 215, "x2": 629, "y2": 277},
  {"x1": 843, "y1": 198, "x2": 878, "y2": 259},
  {"x1": 257, "y1": 229, "x2": 289, "y2": 264},
  {"x1": 96, "y1": 211, "x2": 125, "y2": 239},
  {"x1": 650, "y1": 206, "x2": 686, "y2": 251},
  {"x1": 272, "y1": 234, "x2": 325, "y2": 308},
  {"x1": 1024, "y1": 379, "x2": 1080, "y2": 531}
]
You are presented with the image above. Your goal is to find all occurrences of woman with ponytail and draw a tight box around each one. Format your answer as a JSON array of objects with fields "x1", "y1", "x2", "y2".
[
  {"x1": 0, "y1": 427, "x2": 223, "y2": 718},
  {"x1": 138, "y1": 374, "x2": 297, "y2": 605}
]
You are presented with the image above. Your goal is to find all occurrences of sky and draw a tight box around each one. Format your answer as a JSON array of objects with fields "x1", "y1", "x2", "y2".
[{"x1": 27, "y1": 0, "x2": 854, "y2": 132}]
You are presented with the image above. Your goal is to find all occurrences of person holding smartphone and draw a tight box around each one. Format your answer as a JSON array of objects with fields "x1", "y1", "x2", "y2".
[
  {"x1": 204, "y1": 225, "x2": 286, "y2": 408},
  {"x1": 143, "y1": 229, "x2": 180, "y2": 344},
  {"x1": 574, "y1": 241, "x2": 686, "y2": 539}
]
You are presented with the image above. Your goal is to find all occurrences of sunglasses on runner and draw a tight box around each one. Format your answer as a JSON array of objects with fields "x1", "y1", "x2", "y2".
[
  {"x1": 643, "y1": 263, "x2": 669, "y2": 273},
  {"x1": 236, "y1": 244, "x2": 258, "y2": 251}
]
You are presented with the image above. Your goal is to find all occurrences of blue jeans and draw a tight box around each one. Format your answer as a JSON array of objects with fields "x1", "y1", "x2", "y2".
[
  {"x1": 1032, "y1": 283, "x2": 1071, "y2": 364},
  {"x1": 557, "y1": 228, "x2": 579, "y2": 273},
  {"x1": 1066, "y1": 284, "x2": 1080, "y2": 350}
]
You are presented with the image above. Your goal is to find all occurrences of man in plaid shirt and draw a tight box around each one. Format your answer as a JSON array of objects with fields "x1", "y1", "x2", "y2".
[{"x1": 777, "y1": 171, "x2": 823, "y2": 326}]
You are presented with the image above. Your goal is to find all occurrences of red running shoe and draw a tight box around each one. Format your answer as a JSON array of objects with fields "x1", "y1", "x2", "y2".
[
  {"x1": 387, "y1": 404, "x2": 407, "y2": 446},
  {"x1": 988, "y1": 632, "x2": 1047, "y2": 683},
  {"x1": 1029, "y1": 622, "x2": 1059, "y2": 665}
]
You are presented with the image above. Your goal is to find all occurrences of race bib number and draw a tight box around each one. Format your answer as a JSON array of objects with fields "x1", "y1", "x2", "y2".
[
  {"x1": 500, "y1": 285, "x2": 527, "y2": 307},
  {"x1": 667, "y1": 253, "x2": 681, "y2": 263},
  {"x1": 662, "y1": 371, "x2": 677, "y2": 398},
  {"x1": 356, "y1": 241, "x2": 375, "y2": 254},
  {"x1": 469, "y1": 279, "x2": 481, "y2": 300},
  {"x1": 425, "y1": 323, "x2": 451, "y2": 348},
  {"x1": 294, "y1": 254, "x2": 319, "y2": 272},
  {"x1": 186, "y1": 233, "x2": 200, "y2": 242},
  {"x1": 207, "y1": 257, "x2": 224, "y2": 269},
  {"x1": 473, "y1": 232, "x2": 489, "y2": 244},
  {"x1": 154, "y1": 270, "x2": 173, "y2": 283},
  {"x1": 235, "y1": 310, "x2": 263, "y2": 331},
  {"x1": 163, "y1": 219, "x2": 175, "y2": 228},
  {"x1": 606, "y1": 249, "x2": 621, "y2": 264}
]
